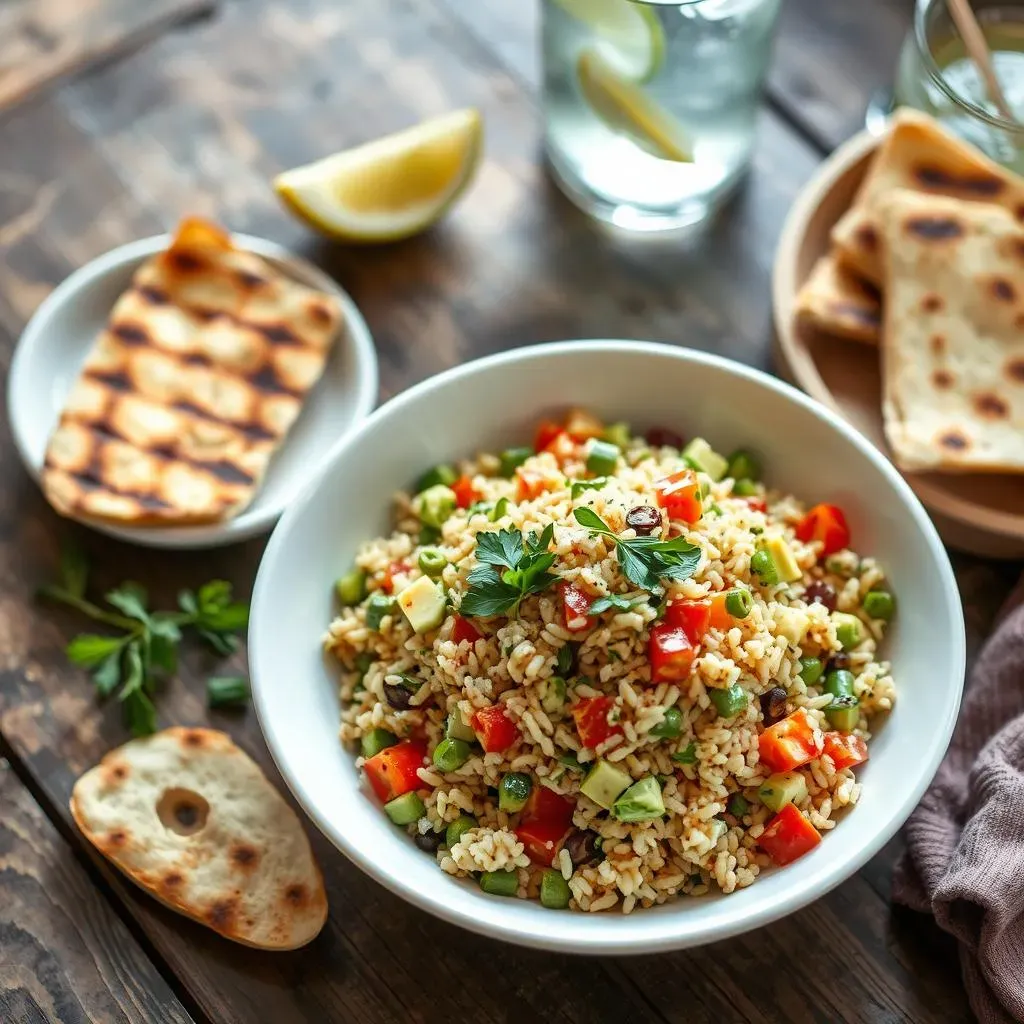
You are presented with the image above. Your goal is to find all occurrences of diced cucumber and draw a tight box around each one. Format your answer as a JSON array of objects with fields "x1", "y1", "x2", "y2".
[
  {"x1": 361, "y1": 728, "x2": 398, "y2": 759},
  {"x1": 758, "y1": 771, "x2": 807, "y2": 812},
  {"x1": 586, "y1": 439, "x2": 620, "y2": 475},
  {"x1": 446, "y1": 710, "x2": 476, "y2": 743},
  {"x1": 826, "y1": 694, "x2": 860, "y2": 732},
  {"x1": 384, "y1": 791, "x2": 425, "y2": 825},
  {"x1": 682, "y1": 438, "x2": 729, "y2": 481},
  {"x1": 499, "y1": 447, "x2": 533, "y2": 478},
  {"x1": 413, "y1": 484, "x2": 457, "y2": 528},
  {"x1": 612, "y1": 776, "x2": 666, "y2": 823},
  {"x1": 581, "y1": 759, "x2": 632, "y2": 810},
  {"x1": 445, "y1": 815, "x2": 476, "y2": 848}
]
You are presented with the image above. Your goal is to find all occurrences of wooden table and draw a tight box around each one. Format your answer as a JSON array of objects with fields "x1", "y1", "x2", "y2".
[{"x1": 0, "y1": 1, "x2": 1017, "y2": 1021}]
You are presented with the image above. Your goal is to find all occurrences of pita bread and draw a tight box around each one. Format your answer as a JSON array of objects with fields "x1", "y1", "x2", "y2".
[
  {"x1": 42, "y1": 218, "x2": 343, "y2": 526},
  {"x1": 71, "y1": 727, "x2": 327, "y2": 950},
  {"x1": 832, "y1": 109, "x2": 1024, "y2": 285},
  {"x1": 794, "y1": 253, "x2": 881, "y2": 343},
  {"x1": 878, "y1": 189, "x2": 1024, "y2": 473}
]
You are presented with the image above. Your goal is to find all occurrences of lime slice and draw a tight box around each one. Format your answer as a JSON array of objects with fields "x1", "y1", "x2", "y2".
[
  {"x1": 554, "y1": 0, "x2": 664, "y2": 80},
  {"x1": 273, "y1": 109, "x2": 482, "y2": 243},
  {"x1": 576, "y1": 49, "x2": 693, "y2": 162}
]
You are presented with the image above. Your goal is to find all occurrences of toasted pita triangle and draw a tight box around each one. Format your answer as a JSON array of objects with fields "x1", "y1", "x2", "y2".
[{"x1": 794, "y1": 253, "x2": 881, "y2": 344}]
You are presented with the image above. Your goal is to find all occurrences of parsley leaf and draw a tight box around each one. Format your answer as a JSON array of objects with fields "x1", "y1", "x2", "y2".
[
  {"x1": 672, "y1": 742, "x2": 698, "y2": 765},
  {"x1": 573, "y1": 509, "x2": 701, "y2": 592},
  {"x1": 588, "y1": 594, "x2": 643, "y2": 615},
  {"x1": 571, "y1": 477, "x2": 608, "y2": 499},
  {"x1": 39, "y1": 547, "x2": 250, "y2": 736},
  {"x1": 461, "y1": 525, "x2": 561, "y2": 618}
]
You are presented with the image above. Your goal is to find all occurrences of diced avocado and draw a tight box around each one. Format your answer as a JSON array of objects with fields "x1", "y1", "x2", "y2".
[
  {"x1": 758, "y1": 771, "x2": 807, "y2": 813},
  {"x1": 416, "y1": 463, "x2": 458, "y2": 493},
  {"x1": 832, "y1": 611, "x2": 864, "y2": 650},
  {"x1": 601, "y1": 422, "x2": 631, "y2": 450},
  {"x1": 775, "y1": 606, "x2": 810, "y2": 645},
  {"x1": 335, "y1": 568, "x2": 367, "y2": 606},
  {"x1": 446, "y1": 710, "x2": 476, "y2": 743},
  {"x1": 398, "y1": 576, "x2": 446, "y2": 633},
  {"x1": 581, "y1": 759, "x2": 632, "y2": 810},
  {"x1": 413, "y1": 484, "x2": 457, "y2": 528},
  {"x1": 612, "y1": 776, "x2": 666, "y2": 823},
  {"x1": 682, "y1": 438, "x2": 729, "y2": 482},
  {"x1": 765, "y1": 536, "x2": 802, "y2": 583},
  {"x1": 539, "y1": 676, "x2": 567, "y2": 715},
  {"x1": 384, "y1": 791, "x2": 425, "y2": 825}
]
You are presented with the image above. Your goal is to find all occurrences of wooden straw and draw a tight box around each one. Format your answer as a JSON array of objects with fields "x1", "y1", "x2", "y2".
[{"x1": 946, "y1": 0, "x2": 1019, "y2": 122}]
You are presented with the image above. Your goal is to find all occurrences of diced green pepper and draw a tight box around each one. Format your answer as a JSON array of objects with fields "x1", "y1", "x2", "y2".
[
  {"x1": 709, "y1": 683, "x2": 748, "y2": 718},
  {"x1": 384, "y1": 791, "x2": 425, "y2": 826},
  {"x1": 361, "y1": 728, "x2": 398, "y2": 759},
  {"x1": 540, "y1": 869, "x2": 572, "y2": 909}
]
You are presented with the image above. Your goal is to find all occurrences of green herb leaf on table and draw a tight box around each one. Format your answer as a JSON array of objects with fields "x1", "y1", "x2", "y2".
[
  {"x1": 461, "y1": 525, "x2": 560, "y2": 618},
  {"x1": 573, "y1": 508, "x2": 701, "y2": 592}
]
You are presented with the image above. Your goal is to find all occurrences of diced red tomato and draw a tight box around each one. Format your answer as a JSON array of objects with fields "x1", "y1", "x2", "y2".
[
  {"x1": 759, "y1": 708, "x2": 824, "y2": 773},
  {"x1": 534, "y1": 419, "x2": 563, "y2": 453},
  {"x1": 564, "y1": 408, "x2": 604, "y2": 441},
  {"x1": 561, "y1": 581, "x2": 594, "y2": 632},
  {"x1": 451, "y1": 615, "x2": 482, "y2": 645},
  {"x1": 708, "y1": 593, "x2": 734, "y2": 630},
  {"x1": 745, "y1": 497, "x2": 768, "y2": 514},
  {"x1": 649, "y1": 623, "x2": 696, "y2": 683},
  {"x1": 451, "y1": 474, "x2": 479, "y2": 509},
  {"x1": 666, "y1": 599, "x2": 711, "y2": 643},
  {"x1": 515, "y1": 467, "x2": 552, "y2": 501},
  {"x1": 543, "y1": 430, "x2": 580, "y2": 465},
  {"x1": 572, "y1": 695, "x2": 622, "y2": 748},
  {"x1": 759, "y1": 803, "x2": 822, "y2": 866},
  {"x1": 380, "y1": 559, "x2": 411, "y2": 595},
  {"x1": 655, "y1": 469, "x2": 702, "y2": 523},
  {"x1": 822, "y1": 732, "x2": 869, "y2": 772},
  {"x1": 795, "y1": 503, "x2": 851, "y2": 558},
  {"x1": 516, "y1": 786, "x2": 576, "y2": 866},
  {"x1": 471, "y1": 704, "x2": 520, "y2": 753},
  {"x1": 363, "y1": 740, "x2": 427, "y2": 803}
]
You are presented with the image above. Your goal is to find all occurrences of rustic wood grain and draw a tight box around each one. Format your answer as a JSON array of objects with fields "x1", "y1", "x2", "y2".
[
  {"x1": 0, "y1": 0, "x2": 1014, "y2": 1021},
  {"x1": 0, "y1": 761, "x2": 195, "y2": 1024},
  {"x1": 0, "y1": 0, "x2": 216, "y2": 113}
]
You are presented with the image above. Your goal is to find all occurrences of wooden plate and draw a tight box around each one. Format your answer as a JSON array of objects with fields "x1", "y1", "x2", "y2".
[{"x1": 773, "y1": 128, "x2": 1024, "y2": 559}]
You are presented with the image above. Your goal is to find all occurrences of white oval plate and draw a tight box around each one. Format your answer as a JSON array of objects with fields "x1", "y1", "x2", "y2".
[{"x1": 6, "y1": 233, "x2": 378, "y2": 549}]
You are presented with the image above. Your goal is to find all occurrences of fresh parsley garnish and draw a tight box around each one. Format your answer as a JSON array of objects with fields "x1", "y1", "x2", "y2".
[
  {"x1": 588, "y1": 593, "x2": 644, "y2": 615},
  {"x1": 39, "y1": 544, "x2": 250, "y2": 736},
  {"x1": 672, "y1": 742, "x2": 698, "y2": 765},
  {"x1": 571, "y1": 477, "x2": 609, "y2": 499},
  {"x1": 573, "y1": 508, "x2": 701, "y2": 592},
  {"x1": 460, "y1": 524, "x2": 560, "y2": 618}
]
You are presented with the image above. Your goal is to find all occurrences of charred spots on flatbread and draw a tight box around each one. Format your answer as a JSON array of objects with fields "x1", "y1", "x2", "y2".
[
  {"x1": 206, "y1": 897, "x2": 240, "y2": 932},
  {"x1": 236, "y1": 269, "x2": 267, "y2": 289},
  {"x1": 1015, "y1": 203, "x2": 1024, "y2": 222},
  {"x1": 1005, "y1": 357, "x2": 1024, "y2": 383},
  {"x1": 308, "y1": 301, "x2": 334, "y2": 327},
  {"x1": 201, "y1": 460, "x2": 255, "y2": 486},
  {"x1": 248, "y1": 364, "x2": 300, "y2": 397},
  {"x1": 171, "y1": 400, "x2": 278, "y2": 443},
  {"x1": 973, "y1": 392, "x2": 1010, "y2": 419},
  {"x1": 110, "y1": 322, "x2": 150, "y2": 346},
  {"x1": 138, "y1": 285, "x2": 170, "y2": 305},
  {"x1": 86, "y1": 369, "x2": 134, "y2": 392},
  {"x1": 989, "y1": 278, "x2": 1017, "y2": 302},
  {"x1": 912, "y1": 164, "x2": 1004, "y2": 197},
  {"x1": 254, "y1": 322, "x2": 301, "y2": 345},
  {"x1": 160, "y1": 871, "x2": 185, "y2": 894},
  {"x1": 904, "y1": 216, "x2": 964, "y2": 241},
  {"x1": 830, "y1": 302, "x2": 881, "y2": 327},
  {"x1": 157, "y1": 787, "x2": 211, "y2": 836},
  {"x1": 166, "y1": 249, "x2": 206, "y2": 274},
  {"x1": 230, "y1": 842, "x2": 261, "y2": 872},
  {"x1": 182, "y1": 730, "x2": 206, "y2": 748},
  {"x1": 102, "y1": 761, "x2": 130, "y2": 786},
  {"x1": 181, "y1": 351, "x2": 212, "y2": 368},
  {"x1": 283, "y1": 883, "x2": 309, "y2": 908},
  {"x1": 107, "y1": 829, "x2": 128, "y2": 847},
  {"x1": 938, "y1": 430, "x2": 970, "y2": 451},
  {"x1": 932, "y1": 370, "x2": 955, "y2": 390},
  {"x1": 929, "y1": 334, "x2": 946, "y2": 355},
  {"x1": 921, "y1": 294, "x2": 944, "y2": 314},
  {"x1": 855, "y1": 225, "x2": 878, "y2": 252}
]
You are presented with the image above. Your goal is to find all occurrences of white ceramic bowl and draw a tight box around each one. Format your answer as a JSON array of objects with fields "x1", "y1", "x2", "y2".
[
  {"x1": 249, "y1": 340, "x2": 964, "y2": 954},
  {"x1": 7, "y1": 233, "x2": 378, "y2": 549}
]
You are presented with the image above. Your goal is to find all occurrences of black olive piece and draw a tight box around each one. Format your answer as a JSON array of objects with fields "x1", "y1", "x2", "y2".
[
  {"x1": 759, "y1": 686, "x2": 788, "y2": 725},
  {"x1": 804, "y1": 580, "x2": 837, "y2": 612},
  {"x1": 564, "y1": 829, "x2": 600, "y2": 866},
  {"x1": 383, "y1": 681, "x2": 415, "y2": 710},
  {"x1": 626, "y1": 505, "x2": 662, "y2": 536},
  {"x1": 414, "y1": 830, "x2": 445, "y2": 853}
]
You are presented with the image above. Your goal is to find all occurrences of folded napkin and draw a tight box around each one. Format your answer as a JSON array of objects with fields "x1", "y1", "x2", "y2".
[{"x1": 894, "y1": 579, "x2": 1024, "y2": 1024}]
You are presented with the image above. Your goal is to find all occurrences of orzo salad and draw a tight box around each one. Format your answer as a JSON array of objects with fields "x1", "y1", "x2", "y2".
[{"x1": 324, "y1": 410, "x2": 896, "y2": 913}]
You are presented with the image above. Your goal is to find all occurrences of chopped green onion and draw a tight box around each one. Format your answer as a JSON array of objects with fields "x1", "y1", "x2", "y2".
[
  {"x1": 863, "y1": 589, "x2": 896, "y2": 622},
  {"x1": 649, "y1": 706, "x2": 682, "y2": 739},
  {"x1": 418, "y1": 548, "x2": 448, "y2": 577},
  {"x1": 499, "y1": 447, "x2": 533, "y2": 478},
  {"x1": 207, "y1": 675, "x2": 249, "y2": 708},
  {"x1": 725, "y1": 588, "x2": 752, "y2": 618},
  {"x1": 335, "y1": 568, "x2": 367, "y2": 606},
  {"x1": 479, "y1": 870, "x2": 519, "y2": 897},
  {"x1": 709, "y1": 683, "x2": 748, "y2": 719},
  {"x1": 586, "y1": 439, "x2": 620, "y2": 475}
]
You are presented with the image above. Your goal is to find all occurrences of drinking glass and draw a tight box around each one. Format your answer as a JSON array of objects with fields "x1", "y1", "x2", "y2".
[
  {"x1": 540, "y1": 0, "x2": 782, "y2": 233},
  {"x1": 893, "y1": 0, "x2": 1024, "y2": 172}
]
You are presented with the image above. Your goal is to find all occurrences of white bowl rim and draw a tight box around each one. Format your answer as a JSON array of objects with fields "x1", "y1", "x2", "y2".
[
  {"x1": 6, "y1": 231, "x2": 379, "y2": 550},
  {"x1": 250, "y1": 339, "x2": 965, "y2": 954}
]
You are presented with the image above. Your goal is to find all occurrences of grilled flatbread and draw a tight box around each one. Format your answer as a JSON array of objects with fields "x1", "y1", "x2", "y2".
[
  {"x1": 878, "y1": 189, "x2": 1024, "y2": 473},
  {"x1": 71, "y1": 728, "x2": 328, "y2": 950},
  {"x1": 42, "y1": 218, "x2": 342, "y2": 526},
  {"x1": 832, "y1": 109, "x2": 1024, "y2": 285},
  {"x1": 794, "y1": 253, "x2": 882, "y2": 344}
]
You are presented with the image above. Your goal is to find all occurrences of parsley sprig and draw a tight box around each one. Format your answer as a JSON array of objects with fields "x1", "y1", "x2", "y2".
[
  {"x1": 573, "y1": 508, "x2": 701, "y2": 591},
  {"x1": 460, "y1": 524, "x2": 560, "y2": 618},
  {"x1": 39, "y1": 545, "x2": 249, "y2": 736}
]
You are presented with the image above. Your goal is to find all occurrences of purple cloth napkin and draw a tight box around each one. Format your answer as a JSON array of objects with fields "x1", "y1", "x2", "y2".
[{"x1": 894, "y1": 580, "x2": 1024, "y2": 1024}]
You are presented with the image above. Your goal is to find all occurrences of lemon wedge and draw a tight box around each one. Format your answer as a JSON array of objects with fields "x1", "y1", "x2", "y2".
[
  {"x1": 274, "y1": 109, "x2": 482, "y2": 242},
  {"x1": 577, "y1": 49, "x2": 693, "y2": 162},
  {"x1": 554, "y1": 0, "x2": 664, "y2": 80}
]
